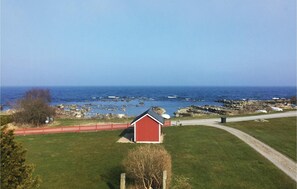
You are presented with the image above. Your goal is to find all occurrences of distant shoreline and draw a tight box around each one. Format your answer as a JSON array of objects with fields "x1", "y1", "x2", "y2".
[{"x1": 1, "y1": 86, "x2": 296, "y2": 116}]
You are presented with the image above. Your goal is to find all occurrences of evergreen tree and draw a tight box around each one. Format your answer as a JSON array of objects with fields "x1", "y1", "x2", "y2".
[{"x1": 0, "y1": 127, "x2": 40, "y2": 189}]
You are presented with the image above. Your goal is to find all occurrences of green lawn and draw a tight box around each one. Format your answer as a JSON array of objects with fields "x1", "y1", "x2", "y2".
[
  {"x1": 225, "y1": 117, "x2": 296, "y2": 161},
  {"x1": 50, "y1": 118, "x2": 133, "y2": 127},
  {"x1": 16, "y1": 126, "x2": 296, "y2": 189}
]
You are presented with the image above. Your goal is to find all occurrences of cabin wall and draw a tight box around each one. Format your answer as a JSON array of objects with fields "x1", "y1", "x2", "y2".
[{"x1": 135, "y1": 115, "x2": 160, "y2": 142}]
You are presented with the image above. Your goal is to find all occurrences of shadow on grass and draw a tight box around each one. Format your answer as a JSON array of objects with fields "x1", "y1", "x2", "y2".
[
  {"x1": 100, "y1": 165, "x2": 123, "y2": 189},
  {"x1": 119, "y1": 127, "x2": 133, "y2": 137}
]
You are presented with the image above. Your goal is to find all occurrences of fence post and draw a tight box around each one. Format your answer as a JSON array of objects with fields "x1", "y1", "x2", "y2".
[
  {"x1": 163, "y1": 170, "x2": 167, "y2": 189},
  {"x1": 120, "y1": 173, "x2": 126, "y2": 189},
  {"x1": 111, "y1": 124, "x2": 113, "y2": 130},
  {"x1": 96, "y1": 124, "x2": 98, "y2": 131}
]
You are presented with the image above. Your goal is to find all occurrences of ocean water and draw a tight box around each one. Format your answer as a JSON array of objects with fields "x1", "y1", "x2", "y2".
[{"x1": 1, "y1": 86, "x2": 296, "y2": 116}]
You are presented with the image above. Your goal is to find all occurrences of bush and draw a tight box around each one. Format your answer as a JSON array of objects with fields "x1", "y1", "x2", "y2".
[
  {"x1": 0, "y1": 115, "x2": 13, "y2": 126},
  {"x1": 13, "y1": 89, "x2": 55, "y2": 127},
  {"x1": 123, "y1": 145, "x2": 172, "y2": 189}
]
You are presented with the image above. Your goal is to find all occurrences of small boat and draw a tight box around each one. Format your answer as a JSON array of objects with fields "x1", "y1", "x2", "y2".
[
  {"x1": 108, "y1": 96, "x2": 119, "y2": 99},
  {"x1": 271, "y1": 107, "x2": 283, "y2": 111},
  {"x1": 161, "y1": 114, "x2": 171, "y2": 119},
  {"x1": 168, "y1": 95, "x2": 177, "y2": 99},
  {"x1": 255, "y1": 110, "x2": 267, "y2": 113}
]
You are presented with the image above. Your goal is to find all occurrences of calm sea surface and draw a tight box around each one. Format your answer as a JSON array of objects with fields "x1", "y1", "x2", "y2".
[{"x1": 1, "y1": 86, "x2": 296, "y2": 116}]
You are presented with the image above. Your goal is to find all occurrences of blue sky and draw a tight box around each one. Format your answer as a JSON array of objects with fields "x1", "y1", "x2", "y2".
[{"x1": 1, "y1": 0, "x2": 296, "y2": 86}]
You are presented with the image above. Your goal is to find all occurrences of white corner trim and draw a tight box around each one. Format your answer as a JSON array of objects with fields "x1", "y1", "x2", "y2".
[
  {"x1": 159, "y1": 124, "x2": 161, "y2": 143},
  {"x1": 133, "y1": 123, "x2": 136, "y2": 142}
]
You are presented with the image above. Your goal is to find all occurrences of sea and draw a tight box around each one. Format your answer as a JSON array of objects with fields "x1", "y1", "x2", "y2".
[{"x1": 1, "y1": 86, "x2": 296, "y2": 116}]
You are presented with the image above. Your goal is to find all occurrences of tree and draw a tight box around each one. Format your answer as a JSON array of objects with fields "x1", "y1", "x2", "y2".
[
  {"x1": 290, "y1": 96, "x2": 297, "y2": 105},
  {"x1": 0, "y1": 126, "x2": 40, "y2": 189},
  {"x1": 123, "y1": 145, "x2": 172, "y2": 189},
  {"x1": 13, "y1": 89, "x2": 55, "y2": 127}
]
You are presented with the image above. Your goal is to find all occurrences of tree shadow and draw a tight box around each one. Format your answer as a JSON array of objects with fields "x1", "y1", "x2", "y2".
[{"x1": 100, "y1": 165, "x2": 123, "y2": 189}]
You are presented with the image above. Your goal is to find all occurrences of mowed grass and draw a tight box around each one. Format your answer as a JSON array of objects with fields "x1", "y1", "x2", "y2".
[
  {"x1": 164, "y1": 126, "x2": 296, "y2": 189},
  {"x1": 225, "y1": 117, "x2": 296, "y2": 161},
  {"x1": 50, "y1": 118, "x2": 133, "y2": 127},
  {"x1": 16, "y1": 131, "x2": 132, "y2": 189},
  {"x1": 16, "y1": 126, "x2": 296, "y2": 189}
]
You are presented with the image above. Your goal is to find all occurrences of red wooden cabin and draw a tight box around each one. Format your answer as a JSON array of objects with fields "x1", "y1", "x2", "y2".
[{"x1": 130, "y1": 108, "x2": 164, "y2": 143}]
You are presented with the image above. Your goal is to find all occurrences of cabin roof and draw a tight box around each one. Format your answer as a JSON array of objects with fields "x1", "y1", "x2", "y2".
[{"x1": 131, "y1": 108, "x2": 164, "y2": 125}]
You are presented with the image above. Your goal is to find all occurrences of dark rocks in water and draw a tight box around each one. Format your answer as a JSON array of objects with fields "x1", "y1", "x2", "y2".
[
  {"x1": 174, "y1": 105, "x2": 229, "y2": 117},
  {"x1": 174, "y1": 98, "x2": 295, "y2": 117},
  {"x1": 55, "y1": 104, "x2": 92, "y2": 118}
]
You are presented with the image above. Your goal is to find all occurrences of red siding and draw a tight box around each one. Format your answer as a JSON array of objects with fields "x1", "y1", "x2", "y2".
[{"x1": 135, "y1": 115, "x2": 160, "y2": 142}]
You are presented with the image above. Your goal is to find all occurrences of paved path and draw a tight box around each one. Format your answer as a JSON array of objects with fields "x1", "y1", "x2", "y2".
[
  {"x1": 175, "y1": 111, "x2": 297, "y2": 182},
  {"x1": 174, "y1": 111, "x2": 297, "y2": 126}
]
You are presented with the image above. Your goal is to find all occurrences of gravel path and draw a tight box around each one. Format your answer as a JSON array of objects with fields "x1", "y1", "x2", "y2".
[{"x1": 177, "y1": 111, "x2": 297, "y2": 182}]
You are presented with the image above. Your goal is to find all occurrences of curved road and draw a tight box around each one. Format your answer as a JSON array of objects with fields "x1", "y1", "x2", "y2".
[
  {"x1": 175, "y1": 111, "x2": 297, "y2": 126},
  {"x1": 176, "y1": 111, "x2": 297, "y2": 182}
]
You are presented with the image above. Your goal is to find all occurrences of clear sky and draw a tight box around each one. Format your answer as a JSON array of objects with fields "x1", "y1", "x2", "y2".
[{"x1": 1, "y1": 0, "x2": 296, "y2": 86}]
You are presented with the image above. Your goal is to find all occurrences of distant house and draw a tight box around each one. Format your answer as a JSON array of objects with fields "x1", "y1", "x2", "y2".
[{"x1": 130, "y1": 108, "x2": 164, "y2": 143}]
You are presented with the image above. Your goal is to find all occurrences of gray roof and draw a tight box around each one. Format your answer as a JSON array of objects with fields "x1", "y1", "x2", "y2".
[{"x1": 131, "y1": 108, "x2": 164, "y2": 125}]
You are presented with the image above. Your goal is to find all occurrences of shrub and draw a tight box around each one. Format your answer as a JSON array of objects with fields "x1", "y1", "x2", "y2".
[
  {"x1": 13, "y1": 89, "x2": 55, "y2": 127},
  {"x1": 123, "y1": 145, "x2": 172, "y2": 189},
  {"x1": 0, "y1": 115, "x2": 13, "y2": 126}
]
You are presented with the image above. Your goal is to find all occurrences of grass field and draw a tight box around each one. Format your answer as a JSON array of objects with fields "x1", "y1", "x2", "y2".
[
  {"x1": 16, "y1": 126, "x2": 296, "y2": 189},
  {"x1": 225, "y1": 117, "x2": 296, "y2": 161},
  {"x1": 49, "y1": 118, "x2": 133, "y2": 127},
  {"x1": 53, "y1": 110, "x2": 296, "y2": 126}
]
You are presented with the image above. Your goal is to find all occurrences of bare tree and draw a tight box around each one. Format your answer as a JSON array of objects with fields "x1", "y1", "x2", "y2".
[
  {"x1": 123, "y1": 145, "x2": 172, "y2": 189},
  {"x1": 24, "y1": 89, "x2": 51, "y2": 103},
  {"x1": 13, "y1": 89, "x2": 55, "y2": 127},
  {"x1": 290, "y1": 96, "x2": 296, "y2": 105}
]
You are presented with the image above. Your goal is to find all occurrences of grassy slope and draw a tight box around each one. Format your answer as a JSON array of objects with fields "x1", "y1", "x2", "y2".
[
  {"x1": 225, "y1": 117, "x2": 296, "y2": 161},
  {"x1": 164, "y1": 126, "x2": 295, "y2": 189},
  {"x1": 16, "y1": 127, "x2": 296, "y2": 189},
  {"x1": 17, "y1": 131, "x2": 132, "y2": 189},
  {"x1": 50, "y1": 118, "x2": 133, "y2": 127}
]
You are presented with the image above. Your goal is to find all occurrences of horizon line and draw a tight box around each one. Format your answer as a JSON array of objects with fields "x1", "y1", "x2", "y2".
[{"x1": 1, "y1": 85, "x2": 296, "y2": 88}]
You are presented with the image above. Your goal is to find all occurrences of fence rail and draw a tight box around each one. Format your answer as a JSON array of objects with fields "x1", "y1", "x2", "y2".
[{"x1": 14, "y1": 120, "x2": 171, "y2": 136}]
